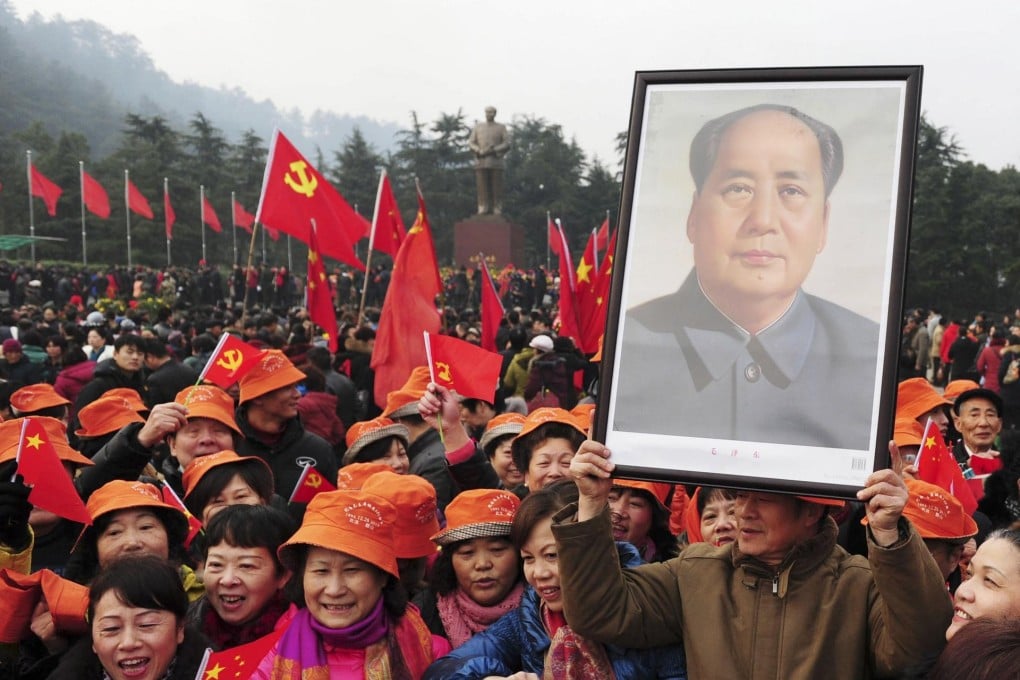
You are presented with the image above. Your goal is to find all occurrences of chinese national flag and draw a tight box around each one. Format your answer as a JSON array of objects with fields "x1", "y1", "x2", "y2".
[
  {"x1": 552, "y1": 220, "x2": 583, "y2": 347},
  {"x1": 81, "y1": 170, "x2": 111, "y2": 219},
  {"x1": 548, "y1": 215, "x2": 562, "y2": 257},
  {"x1": 198, "y1": 334, "x2": 262, "y2": 388},
  {"x1": 160, "y1": 484, "x2": 202, "y2": 548},
  {"x1": 194, "y1": 627, "x2": 285, "y2": 680},
  {"x1": 288, "y1": 465, "x2": 337, "y2": 504},
  {"x1": 164, "y1": 187, "x2": 176, "y2": 240},
  {"x1": 371, "y1": 171, "x2": 406, "y2": 257},
  {"x1": 917, "y1": 418, "x2": 979, "y2": 514},
  {"x1": 126, "y1": 178, "x2": 154, "y2": 219},
  {"x1": 255, "y1": 129, "x2": 367, "y2": 270},
  {"x1": 425, "y1": 332, "x2": 503, "y2": 403},
  {"x1": 371, "y1": 191, "x2": 442, "y2": 407},
  {"x1": 29, "y1": 164, "x2": 62, "y2": 217},
  {"x1": 576, "y1": 229, "x2": 615, "y2": 354},
  {"x1": 595, "y1": 217, "x2": 610, "y2": 251},
  {"x1": 479, "y1": 260, "x2": 504, "y2": 352},
  {"x1": 202, "y1": 195, "x2": 222, "y2": 233},
  {"x1": 15, "y1": 418, "x2": 91, "y2": 525},
  {"x1": 307, "y1": 224, "x2": 339, "y2": 352},
  {"x1": 233, "y1": 198, "x2": 255, "y2": 234}
]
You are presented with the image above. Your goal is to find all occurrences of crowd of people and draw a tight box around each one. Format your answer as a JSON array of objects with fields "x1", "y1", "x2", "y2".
[{"x1": 0, "y1": 265, "x2": 1017, "y2": 680}]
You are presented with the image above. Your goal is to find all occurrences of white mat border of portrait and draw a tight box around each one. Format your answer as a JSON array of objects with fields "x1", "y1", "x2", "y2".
[{"x1": 606, "y1": 78, "x2": 909, "y2": 491}]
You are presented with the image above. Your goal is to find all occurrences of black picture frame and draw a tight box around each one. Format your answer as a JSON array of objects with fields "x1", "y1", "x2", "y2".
[{"x1": 595, "y1": 65, "x2": 923, "y2": 499}]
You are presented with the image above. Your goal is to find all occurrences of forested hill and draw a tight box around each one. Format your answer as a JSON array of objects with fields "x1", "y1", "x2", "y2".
[{"x1": 0, "y1": 1, "x2": 400, "y2": 156}]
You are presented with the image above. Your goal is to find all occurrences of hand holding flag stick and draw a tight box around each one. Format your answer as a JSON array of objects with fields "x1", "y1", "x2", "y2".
[{"x1": 417, "y1": 382, "x2": 471, "y2": 453}]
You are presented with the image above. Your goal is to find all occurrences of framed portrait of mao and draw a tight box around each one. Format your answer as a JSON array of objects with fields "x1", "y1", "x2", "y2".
[{"x1": 597, "y1": 65, "x2": 923, "y2": 499}]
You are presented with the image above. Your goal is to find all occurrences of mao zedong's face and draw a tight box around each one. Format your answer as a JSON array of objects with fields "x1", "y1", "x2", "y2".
[{"x1": 687, "y1": 109, "x2": 830, "y2": 330}]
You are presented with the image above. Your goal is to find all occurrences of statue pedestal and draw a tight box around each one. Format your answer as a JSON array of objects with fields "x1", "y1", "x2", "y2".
[{"x1": 453, "y1": 216, "x2": 525, "y2": 269}]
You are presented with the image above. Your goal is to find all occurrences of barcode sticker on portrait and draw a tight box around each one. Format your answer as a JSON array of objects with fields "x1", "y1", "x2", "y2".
[{"x1": 851, "y1": 457, "x2": 867, "y2": 472}]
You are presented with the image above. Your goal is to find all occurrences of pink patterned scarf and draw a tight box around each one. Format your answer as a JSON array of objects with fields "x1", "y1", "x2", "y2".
[{"x1": 436, "y1": 581, "x2": 526, "y2": 647}]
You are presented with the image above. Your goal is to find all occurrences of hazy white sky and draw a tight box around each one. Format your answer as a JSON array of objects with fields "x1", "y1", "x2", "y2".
[{"x1": 9, "y1": 0, "x2": 1020, "y2": 170}]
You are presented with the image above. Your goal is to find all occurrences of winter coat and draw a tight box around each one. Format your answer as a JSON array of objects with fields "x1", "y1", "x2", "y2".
[
  {"x1": 296, "y1": 391, "x2": 346, "y2": 446},
  {"x1": 424, "y1": 542, "x2": 687, "y2": 679},
  {"x1": 551, "y1": 507, "x2": 952, "y2": 680},
  {"x1": 502, "y1": 348, "x2": 536, "y2": 397},
  {"x1": 54, "y1": 361, "x2": 94, "y2": 417}
]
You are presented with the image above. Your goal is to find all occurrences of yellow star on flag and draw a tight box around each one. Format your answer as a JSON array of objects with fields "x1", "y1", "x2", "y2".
[
  {"x1": 576, "y1": 257, "x2": 593, "y2": 284},
  {"x1": 204, "y1": 662, "x2": 225, "y2": 679},
  {"x1": 925, "y1": 436, "x2": 935, "y2": 449},
  {"x1": 308, "y1": 251, "x2": 318, "y2": 264},
  {"x1": 26, "y1": 434, "x2": 43, "y2": 449}
]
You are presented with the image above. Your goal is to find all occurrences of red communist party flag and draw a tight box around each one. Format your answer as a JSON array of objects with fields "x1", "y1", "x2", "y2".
[
  {"x1": 202, "y1": 195, "x2": 222, "y2": 233},
  {"x1": 371, "y1": 191, "x2": 442, "y2": 407},
  {"x1": 126, "y1": 178, "x2": 154, "y2": 220},
  {"x1": 15, "y1": 418, "x2": 91, "y2": 525},
  {"x1": 81, "y1": 170, "x2": 111, "y2": 219},
  {"x1": 288, "y1": 465, "x2": 337, "y2": 504},
  {"x1": 917, "y1": 418, "x2": 978, "y2": 514},
  {"x1": 255, "y1": 129, "x2": 366, "y2": 270},
  {"x1": 233, "y1": 198, "x2": 256, "y2": 233},
  {"x1": 306, "y1": 223, "x2": 339, "y2": 352},
  {"x1": 164, "y1": 184, "x2": 176, "y2": 240},
  {"x1": 198, "y1": 333, "x2": 262, "y2": 388},
  {"x1": 425, "y1": 332, "x2": 503, "y2": 403},
  {"x1": 29, "y1": 164, "x2": 62, "y2": 217},
  {"x1": 371, "y1": 170, "x2": 406, "y2": 257},
  {"x1": 479, "y1": 258, "x2": 504, "y2": 352}
]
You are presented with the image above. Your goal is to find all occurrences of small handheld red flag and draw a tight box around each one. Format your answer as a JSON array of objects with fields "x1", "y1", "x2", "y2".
[
  {"x1": 917, "y1": 418, "x2": 978, "y2": 514},
  {"x1": 127, "y1": 178, "x2": 154, "y2": 219},
  {"x1": 160, "y1": 483, "x2": 202, "y2": 548},
  {"x1": 15, "y1": 418, "x2": 91, "y2": 525},
  {"x1": 198, "y1": 334, "x2": 262, "y2": 388},
  {"x1": 424, "y1": 332, "x2": 503, "y2": 403},
  {"x1": 29, "y1": 164, "x2": 62, "y2": 217},
  {"x1": 288, "y1": 464, "x2": 337, "y2": 504},
  {"x1": 81, "y1": 171, "x2": 111, "y2": 219},
  {"x1": 193, "y1": 627, "x2": 285, "y2": 680},
  {"x1": 202, "y1": 196, "x2": 222, "y2": 233}
]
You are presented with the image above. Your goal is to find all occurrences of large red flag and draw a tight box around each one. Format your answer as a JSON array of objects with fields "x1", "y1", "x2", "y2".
[
  {"x1": 15, "y1": 418, "x2": 91, "y2": 525},
  {"x1": 573, "y1": 231, "x2": 602, "y2": 354},
  {"x1": 595, "y1": 217, "x2": 610, "y2": 251},
  {"x1": 578, "y1": 228, "x2": 617, "y2": 355},
  {"x1": 255, "y1": 129, "x2": 367, "y2": 270},
  {"x1": 126, "y1": 178, "x2": 154, "y2": 219},
  {"x1": 233, "y1": 198, "x2": 255, "y2": 233},
  {"x1": 29, "y1": 164, "x2": 62, "y2": 217},
  {"x1": 553, "y1": 219, "x2": 582, "y2": 346},
  {"x1": 371, "y1": 171, "x2": 406, "y2": 257},
  {"x1": 917, "y1": 418, "x2": 978, "y2": 514},
  {"x1": 81, "y1": 171, "x2": 110, "y2": 219},
  {"x1": 307, "y1": 224, "x2": 339, "y2": 352},
  {"x1": 425, "y1": 332, "x2": 503, "y2": 403},
  {"x1": 164, "y1": 185, "x2": 176, "y2": 240},
  {"x1": 202, "y1": 195, "x2": 222, "y2": 233},
  {"x1": 548, "y1": 214, "x2": 561, "y2": 257},
  {"x1": 371, "y1": 191, "x2": 442, "y2": 407},
  {"x1": 479, "y1": 260, "x2": 504, "y2": 352}
]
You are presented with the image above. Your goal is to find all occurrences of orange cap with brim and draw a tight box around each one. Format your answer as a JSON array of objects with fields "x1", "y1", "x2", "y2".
[
  {"x1": 893, "y1": 417, "x2": 924, "y2": 448},
  {"x1": 612, "y1": 478, "x2": 671, "y2": 511},
  {"x1": 362, "y1": 471, "x2": 440, "y2": 559},
  {"x1": 74, "y1": 395, "x2": 146, "y2": 439},
  {"x1": 182, "y1": 449, "x2": 273, "y2": 499},
  {"x1": 336, "y1": 462, "x2": 393, "y2": 490},
  {"x1": 515, "y1": 407, "x2": 586, "y2": 441},
  {"x1": 862, "y1": 479, "x2": 978, "y2": 540},
  {"x1": 278, "y1": 490, "x2": 399, "y2": 578},
  {"x1": 895, "y1": 377, "x2": 951, "y2": 420},
  {"x1": 570, "y1": 403, "x2": 596, "y2": 432},
  {"x1": 86, "y1": 480, "x2": 184, "y2": 524},
  {"x1": 943, "y1": 379, "x2": 981, "y2": 402},
  {"x1": 795, "y1": 496, "x2": 847, "y2": 508},
  {"x1": 174, "y1": 385, "x2": 241, "y2": 435},
  {"x1": 0, "y1": 417, "x2": 93, "y2": 467},
  {"x1": 9, "y1": 384, "x2": 70, "y2": 415},
  {"x1": 382, "y1": 366, "x2": 432, "y2": 419},
  {"x1": 105, "y1": 388, "x2": 148, "y2": 413},
  {"x1": 430, "y1": 488, "x2": 520, "y2": 546},
  {"x1": 238, "y1": 350, "x2": 305, "y2": 404}
]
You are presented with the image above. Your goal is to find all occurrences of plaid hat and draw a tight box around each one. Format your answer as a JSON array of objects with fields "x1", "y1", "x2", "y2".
[
  {"x1": 336, "y1": 462, "x2": 393, "y2": 490},
  {"x1": 362, "y1": 471, "x2": 440, "y2": 559},
  {"x1": 382, "y1": 366, "x2": 431, "y2": 419},
  {"x1": 9, "y1": 384, "x2": 70, "y2": 415},
  {"x1": 278, "y1": 490, "x2": 399, "y2": 578},
  {"x1": 75, "y1": 395, "x2": 146, "y2": 439},
  {"x1": 479, "y1": 412, "x2": 526, "y2": 454},
  {"x1": 238, "y1": 350, "x2": 306, "y2": 404},
  {"x1": 430, "y1": 488, "x2": 520, "y2": 546},
  {"x1": 181, "y1": 449, "x2": 273, "y2": 499},
  {"x1": 0, "y1": 417, "x2": 93, "y2": 467},
  {"x1": 863, "y1": 479, "x2": 978, "y2": 540},
  {"x1": 893, "y1": 417, "x2": 924, "y2": 448},
  {"x1": 612, "y1": 478, "x2": 671, "y2": 512},
  {"x1": 342, "y1": 417, "x2": 409, "y2": 466},
  {"x1": 86, "y1": 480, "x2": 187, "y2": 539},
  {"x1": 896, "y1": 378, "x2": 951, "y2": 420},
  {"x1": 943, "y1": 380, "x2": 981, "y2": 403},
  {"x1": 174, "y1": 385, "x2": 241, "y2": 435},
  {"x1": 2, "y1": 339, "x2": 22, "y2": 353}
]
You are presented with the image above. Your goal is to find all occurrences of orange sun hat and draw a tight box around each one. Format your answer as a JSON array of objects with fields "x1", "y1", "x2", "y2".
[
  {"x1": 362, "y1": 470, "x2": 440, "y2": 559},
  {"x1": 895, "y1": 377, "x2": 951, "y2": 421},
  {"x1": 85, "y1": 480, "x2": 187, "y2": 538},
  {"x1": 0, "y1": 417, "x2": 93, "y2": 467},
  {"x1": 238, "y1": 350, "x2": 306, "y2": 404},
  {"x1": 74, "y1": 395, "x2": 145, "y2": 439},
  {"x1": 9, "y1": 384, "x2": 70, "y2": 416},
  {"x1": 612, "y1": 478, "x2": 671, "y2": 512},
  {"x1": 104, "y1": 388, "x2": 148, "y2": 414},
  {"x1": 382, "y1": 366, "x2": 432, "y2": 419},
  {"x1": 862, "y1": 479, "x2": 977, "y2": 540},
  {"x1": 174, "y1": 385, "x2": 241, "y2": 435},
  {"x1": 181, "y1": 449, "x2": 273, "y2": 499},
  {"x1": 336, "y1": 462, "x2": 393, "y2": 490}
]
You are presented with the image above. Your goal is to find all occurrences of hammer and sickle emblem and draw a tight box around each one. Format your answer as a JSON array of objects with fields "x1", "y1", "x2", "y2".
[
  {"x1": 216, "y1": 349, "x2": 243, "y2": 374},
  {"x1": 283, "y1": 160, "x2": 318, "y2": 198},
  {"x1": 436, "y1": 362, "x2": 452, "y2": 383},
  {"x1": 306, "y1": 472, "x2": 322, "y2": 488}
]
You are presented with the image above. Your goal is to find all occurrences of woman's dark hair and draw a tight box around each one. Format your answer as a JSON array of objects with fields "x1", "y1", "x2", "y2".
[
  {"x1": 696, "y1": 486, "x2": 737, "y2": 515},
  {"x1": 928, "y1": 618, "x2": 1020, "y2": 680},
  {"x1": 87, "y1": 555, "x2": 188, "y2": 623},
  {"x1": 352, "y1": 435, "x2": 407, "y2": 465},
  {"x1": 483, "y1": 432, "x2": 515, "y2": 459},
  {"x1": 61, "y1": 344, "x2": 89, "y2": 367},
  {"x1": 301, "y1": 365, "x2": 326, "y2": 393},
  {"x1": 509, "y1": 483, "x2": 576, "y2": 551},
  {"x1": 183, "y1": 461, "x2": 275, "y2": 519},
  {"x1": 428, "y1": 536, "x2": 521, "y2": 596},
  {"x1": 288, "y1": 544, "x2": 408, "y2": 619},
  {"x1": 45, "y1": 335, "x2": 68, "y2": 351},
  {"x1": 611, "y1": 483, "x2": 679, "y2": 561},
  {"x1": 510, "y1": 423, "x2": 585, "y2": 479},
  {"x1": 202, "y1": 504, "x2": 296, "y2": 576}
]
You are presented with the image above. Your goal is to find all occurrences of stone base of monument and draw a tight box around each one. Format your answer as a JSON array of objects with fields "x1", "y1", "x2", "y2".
[{"x1": 453, "y1": 216, "x2": 526, "y2": 268}]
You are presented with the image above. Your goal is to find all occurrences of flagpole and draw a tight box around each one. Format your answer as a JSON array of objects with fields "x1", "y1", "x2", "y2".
[
  {"x1": 124, "y1": 169, "x2": 133, "y2": 268},
  {"x1": 260, "y1": 222, "x2": 266, "y2": 264},
  {"x1": 164, "y1": 177, "x2": 172, "y2": 267},
  {"x1": 240, "y1": 221, "x2": 260, "y2": 330},
  {"x1": 200, "y1": 185, "x2": 207, "y2": 265},
  {"x1": 231, "y1": 191, "x2": 238, "y2": 267},
  {"x1": 26, "y1": 151, "x2": 36, "y2": 266},
  {"x1": 592, "y1": 227, "x2": 598, "y2": 272},
  {"x1": 545, "y1": 210, "x2": 551, "y2": 273},
  {"x1": 357, "y1": 170, "x2": 386, "y2": 325},
  {"x1": 79, "y1": 161, "x2": 87, "y2": 267},
  {"x1": 287, "y1": 235, "x2": 293, "y2": 272}
]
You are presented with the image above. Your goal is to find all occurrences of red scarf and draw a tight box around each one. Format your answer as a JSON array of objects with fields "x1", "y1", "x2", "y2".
[{"x1": 436, "y1": 581, "x2": 525, "y2": 647}]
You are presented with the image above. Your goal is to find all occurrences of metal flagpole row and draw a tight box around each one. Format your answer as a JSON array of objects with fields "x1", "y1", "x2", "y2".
[
  {"x1": 26, "y1": 151, "x2": 36, "y2": 265},
  {"x1": 124, "y1": 169, "x2": 133, "y2": 268},
  {"x1": 78, "y1": 161, "x2": 87, "y2": 266}
]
